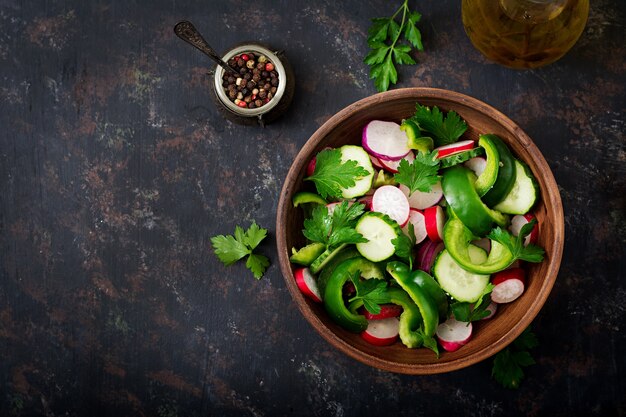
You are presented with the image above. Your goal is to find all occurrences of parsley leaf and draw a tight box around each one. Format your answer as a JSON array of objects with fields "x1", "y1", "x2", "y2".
[
  {"x1": 487, "y1": 219, "x2": 545, "y2": 264},
  {"x1": 303, "y1": 201, "x2": 367, "y2": 250},
  {"x1": 409, "y1": 103, "x2": 468, "y2": 147},
  {"x1": 210, "y1": 221, "x2": 270, "y2": 279},
  {"x1": 348, "y1": 273, "x2": 389, "y2": 315},
  {"x1": 392, "y1": 222, "x2": 416, "y2": 270},
  {"x1": 393, "y1": 150, "x2": 440, "y2": 195},
  {"x1": 451, "y1": 283, "x2": 495, "y2": 322},
  {"x1": 305, "y1": 149, "x2": 369, "y2": 200},
  {"x1": 492, "y1": 327, "x2": 538, "y2": 388},
  {"x1": 365, "y1": 0, "x2": 424, "y2": 92}
]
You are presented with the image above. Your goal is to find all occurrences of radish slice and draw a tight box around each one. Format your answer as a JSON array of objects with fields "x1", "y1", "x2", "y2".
[
  {"x1": 418, "y1": 241, "x2": 445, "y2": 273},
  {"x1": 372, "y1": 185, "x2": 410, "y2": 226},
  {"x1": 434, "y1": 140, "x2": 475, "y2": 158},
  {"x1": 464, "y1": 157, "x2": 487, "y2": 177},
  {"x1": 326, "y1": 200, "x2": 355, "y2": 215},
  {"x1": 359, "y1": 304, "x2": 403, "y2": 320},
  {"x1": 424, "y1": 205, "x2": 445, "y2": 242},
  {"x1": 436, "y1": 317, "x2": 473, "y2": 352},
  {"x1": 398, "y1": 182, "x2": 443, "y2": 210},
  {"x1": 491, "y1": 268, "x2": 526, "y2": 303},
  {"x1": 369, "y1": 154, "x2": 384, "y2": 169},
  {"x1": 505, "y1": 260, "x2": 522, "y2": 270},
  {"x1": 402, "y1": 209, "x2": 428, "y2": 244},
  {"x1": 472, "y1": 237, "x2": 492, "y2": 253},
  {"x1": 306, "y1": 157, "x2": 316, "y2": 177},
  {"x1": 479, "y1": 301, "x2": 498, "y2": 320},
  {"x1": 509, "y1": 213, "x2": 539, "y2": 246},
  {"x1": 361, "y1": 317, "x2": 400, "y2": 346},
  {"x1": 362, "y1": 120, "x2": 411, "y2": 161},
  {"x1": 294, "y1": 268, "x2": 322, "y2": 303},
  {"x1": 379, "y1": 151, "x2": 415, "y2": 174},
  {"x1": 357, "y1": 195, "x2": 374, "y2": 211}
]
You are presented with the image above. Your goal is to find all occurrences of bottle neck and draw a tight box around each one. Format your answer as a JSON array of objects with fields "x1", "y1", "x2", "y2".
[{"x1": 499, "y1": 0, "x2": 568, "y2": 23}]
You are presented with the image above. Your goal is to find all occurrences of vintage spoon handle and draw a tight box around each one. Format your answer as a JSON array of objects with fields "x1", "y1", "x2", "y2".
[{"x1": 174, "y1": 21, "x2": 239, "y2": 77}]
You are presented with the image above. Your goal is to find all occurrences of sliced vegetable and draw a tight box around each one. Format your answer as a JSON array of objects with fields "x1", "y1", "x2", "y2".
[
  {"x1": 417, "y1": 240, "x2": 444, "y2": 273},
  {"x1": 360, "y1": 304, "x2": 403, "y2": 320},
  {"x1": 372, "y1": 169, "x2": 397, "y2": 188},
  {"x1": 372, "y1": 185, "x2": 411, "y2": 226},
  {"x1": 290, "y1": 242, "x2": 326, "y2": 266},
  {"x1": 338, "y1": 145, "x2": 375, "y2": 198},
  {"x1": 379, "y1": 151, "x2": 415, "y2": 173},
  {"x1": 362, "y1": 120, "x2": 411, "y2": 161},
  {"x1": 436, "y1": 316, "x2": 473, "y2": 352},
  {"x1": 493, "y1": 160, "x2": 539, "y2": 215},
  {"x1": 294, "y1": 267, "x2": 323, "y2": 303},
  {"x1": 355, "y1": 212, "x2": 402, "y2": 262},
  {"x1": 400, "y1": 119, "x2": 434, "y2": 153},
  {"x1": 292, "y1": 191, "x2": 327, "y2": 207},
  {"x1": 474, "y1": 134, "x2": 500, "y2": 196},
  {"x1": 479, "y1": 301, "x2": 498, "y2": 320},
  {"x1": 441, "y1": 165, "x2": 509, "y2": 236},
  {"x1": 438, "y1": 147, "x2": 485, "y2": 169},
  {"x1": 482, "y1": 135, "x2": 517, "y2": 207},
  {"x1": 432, "y1": 246, "x2": 491, "y2": 303},
  {"x1": 310, "y1": 244, "x2": 348, "y2": 274},
  {"x1": 399, "y1": 182, "x2": 443, "y2": 210},
  {"x1": 424, "y1": 205, "x2": 445, "y2": 242},
  {"x1": 403, "y1": 209, "x2": 428, "y2": 244},
  {"x1": 316, "y1": 247, "x2": 361, "y2": 295},
  {"x1": 434, "y1": 139, "x2": 475, "y2": 158},
  {"x1": 386, "y1": 261, "x2": 439, "y2": 337},
  {"x1": 361, "y1": 317, "x2": 400, "y2": 346},
  {"x1": 464, "y1": 156, "x2": 487, "y2": 177},
  {"x1": 491, "y1": 267, "x2": 526, "y2": 303},
  {"x1": 510, "y1": 213, "x2": 539, "y2": 246}
]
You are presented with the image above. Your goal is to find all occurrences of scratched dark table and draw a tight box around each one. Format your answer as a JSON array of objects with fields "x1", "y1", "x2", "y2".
[{"x1": 1, "y1": 0, "x2": 624, "y2": 416}]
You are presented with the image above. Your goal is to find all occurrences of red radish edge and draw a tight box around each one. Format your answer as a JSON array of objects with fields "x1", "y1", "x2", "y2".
[
  {"x1": 424, "y1": 206, "x2": 445, "y2": 242},
  {"x1": 434, "y1": 140, "x2": 475, "y2": 158},
  {"x1": 378, "y1": 151, "x2": 415, "y2": 174},
  {"x1": 372, "y1": 185, "x2": 410, "y2": 226},
  {"x1": 306, "y1": 157, "x2": 316, "y2": 177},
  {"x1": 361, "y1": 317, "x2": 400, "y2": 346},
  {"x1": 491, "y1": 268, "x2": 526, "y2": 303},
  {"x1": 362, "y1": 120, "x2": 411, "y2": 161},
  {"x1": 359, "y1": 304, "x2": 403, "y2": 320},
  {"x1": 357, "y1": 195, "x2": 374, "y2": 211},
  {"x1": 399, "y1": 183, "x2": 443, "y2": 210},
  {"x1": 294, "y1": 268, "x2": 322, "y2": 303},
  {"x1": 436, "y1": 317, "x2": 473, "y2": 352},
  {"x1": 369, "y1": 154, "x2": 384, "y2": 169},
  {"x1": 479, "y1": 301, "x2": 498, "y2": 320},
  {"x1": 472, "y1": 237, "x2": 492, "y2": 253}
]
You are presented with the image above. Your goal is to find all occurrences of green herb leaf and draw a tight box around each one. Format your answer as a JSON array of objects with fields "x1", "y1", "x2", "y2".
[
  {"x1": 349, "y1": 274, "x2": 389, "y2": 315},
  {"x1": 392, "y1": 222, "x2": 415, "y2": 270},
  {"x1": 487, "y1": 222, "x2": 545, "y2": 265},
  {"x1": 305, "y1": 149, "x2": 369, "y2": 199},
  {"x1": 451, "y1": 284, "x2": 495, "y2": 322},
  {"x1": 365, "y1": 1, "x2": 424, "y2": 92},
  {"x1": 302, "y1": 201, "x2": 367, "y2": 250},
  {"x1": 492, "y1": 327, "x2": 538, "y2": 389},
  {"x1": 210, "y1": 221, "x2": 270, "y2": 279},
  {"x1": 394, "y1": 150, "x2": 440, "y2": 195},
  {"x1": 409, "y1": 103, "x2": 468, "y2": 147},
  {"x1": 303, "y1": 205, "x2": 333, "y2": 244}
]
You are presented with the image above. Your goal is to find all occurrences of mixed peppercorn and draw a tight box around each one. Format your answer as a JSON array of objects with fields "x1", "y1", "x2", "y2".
[{"x1": 222, "y1": 52, "x2": 279, "y2": 109}]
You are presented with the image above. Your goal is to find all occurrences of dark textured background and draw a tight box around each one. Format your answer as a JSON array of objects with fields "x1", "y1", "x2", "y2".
[{"x1": 1, "y1": 0, "x2": 624, "y2": 416}]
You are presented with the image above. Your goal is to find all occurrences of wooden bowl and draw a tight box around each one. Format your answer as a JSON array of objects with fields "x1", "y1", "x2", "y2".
[{"x1": 276, "y1": 88, "x2": 564, "y2": 374}]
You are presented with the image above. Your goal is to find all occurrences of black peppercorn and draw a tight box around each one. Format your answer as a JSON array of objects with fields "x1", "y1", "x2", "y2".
[
  {"x1": 258, "y1": 90, "x2": 267, "y2": 99},
  {"x1": 271, "y1": 78, "x2": 278, "y2": 87},
  {"x1": 255, "y1": 99, "x2": 263, "y2": 107},
  {"x1": 270, "y1": 86, "x2": 277, "y2": 94},
  {"x1": 242, "y1": 88, "x2": 249, "y2": 96},
  {"x1": 248, "y1": 102, "x2": 256, "y2": 109},
  {"x1": 262, "y1": 71, "x2": 269, "y2": 77},
  {"x1": 237, "y1": 59, "x2": 244, "y2": 67},
  {"x1": 246, "y1": 81, "x2": 255, "y2": 89},
  {"x1": 264, "y1": 83, "x2": 271, "y2": 90},
  {"x1": 239, "y1": 67, "x2": 246, "y2": 75}
]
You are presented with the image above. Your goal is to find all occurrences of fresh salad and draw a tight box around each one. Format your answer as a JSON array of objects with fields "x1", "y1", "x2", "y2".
[{"x1": 290, "y1": 102, "x2": 545, "y2": 355}]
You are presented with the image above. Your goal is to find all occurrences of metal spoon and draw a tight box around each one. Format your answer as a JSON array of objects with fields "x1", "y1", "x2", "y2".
[{"x1": 174, "y1": 21, "x2": 240, "y2": 77}]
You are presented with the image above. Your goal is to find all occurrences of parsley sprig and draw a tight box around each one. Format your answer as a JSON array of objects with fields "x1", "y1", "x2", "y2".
[
  {"x1": 365, "y1": 0, "x2": 424, "y2": 92},
  {"x1": 408, "y1": 103, "x2": 468, "y2": 147},
  {"x1": 488, "y1": 219, "x2": 545, "y2": 263},
  {"x1": 392, "y1": 222, "x2": 416, "y2": 270},
  {"x1": 394, "y1": 150, "x2": 440, "y2": 195},
  {"x1": 303, "y1": 201, "x2": 368, "y2": 250},
  {"x1": 348, "y1": 273, "x2": 389, "y2": 315},
  {"x1": 492, "y1": 327, "x2": 539, "y2": 388},
  {"x1": 305, "y1": 149, "x2": 369, "y2": 200},
  {"x1": 451, "y1": 283, "x2": 495, "y2": 322},
  {"x1": 211, "y1": 222, "x2": 270, "y2": 279}
]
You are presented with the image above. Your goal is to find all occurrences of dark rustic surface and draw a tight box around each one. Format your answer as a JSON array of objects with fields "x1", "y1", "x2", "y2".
[{"x1": 0, "y1": 0, "x2": 624, "y2": 416}]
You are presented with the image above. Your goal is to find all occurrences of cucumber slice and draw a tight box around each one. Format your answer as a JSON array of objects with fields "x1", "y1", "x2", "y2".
[
  {"x1": 494, "y1": 160, "x2": 539, "y2": 214},
  {"x1": 355, "y1": 212, "x2": 402, "y2": 262},
  {"x1": 475, "y1": 135, "x2": 500, "y2": 196},
  {"x1": 310, "y1": 244, "x2": 347, "y2": 274},
  {"x1": 339, "y1": 145, "x2": 374, "y2": 199},
  {"x1": 290, "y1": 242, "x2": 326, "y2": 266},
  {"x1": 433, "y1": 246, "x2": 490, "y2": 303},
  {"x1": 439, "y1": 147, "x2": 485, "y2": 168}
]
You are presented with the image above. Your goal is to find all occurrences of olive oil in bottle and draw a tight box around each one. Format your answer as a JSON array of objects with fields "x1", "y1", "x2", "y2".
[{"x1": 462, "y1": 0, "x2": 589, "y2": 69}]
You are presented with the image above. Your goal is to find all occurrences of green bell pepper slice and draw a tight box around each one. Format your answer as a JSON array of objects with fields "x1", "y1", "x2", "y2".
[
  {"x1": 292, "y1": 191, "x2": 327, "y2": 207},
  {"x1": 323, "y1": 257, "x2": 377, "y2": 333},
  {"x1": 442, "y1": 165, "x2": 509, "y2": 236},
  {"x1": 407, "y1": 269, "x2": 449, "y2": 320},
  {"x1": 474, "y1": 134, "x2": 500, "y2": 196},
  {"x1": 386, "y1": 261, "x2": 440, "y2": 337},
  {"x1": 400, "y1": 119, "x2": 434, "y2": 153},
  {"x1": 443, "y1": 217, "x2": 514, "y2": 274},
  {"x1": 481, "y1": 134, "x2": 517, "y2": 207},
  {"x1": 290, "y1": 242, "x2": 326, "y2": 266}
]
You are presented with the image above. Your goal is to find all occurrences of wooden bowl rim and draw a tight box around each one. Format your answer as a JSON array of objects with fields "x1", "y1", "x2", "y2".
[{"x1": 276, "y1": 87, "x2": 564, "y2": 374}]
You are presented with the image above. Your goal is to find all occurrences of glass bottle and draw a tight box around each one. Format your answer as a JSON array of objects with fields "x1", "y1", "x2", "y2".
[{"x1": 461, "y1": 0, "x2": 589, "y2": 69}]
